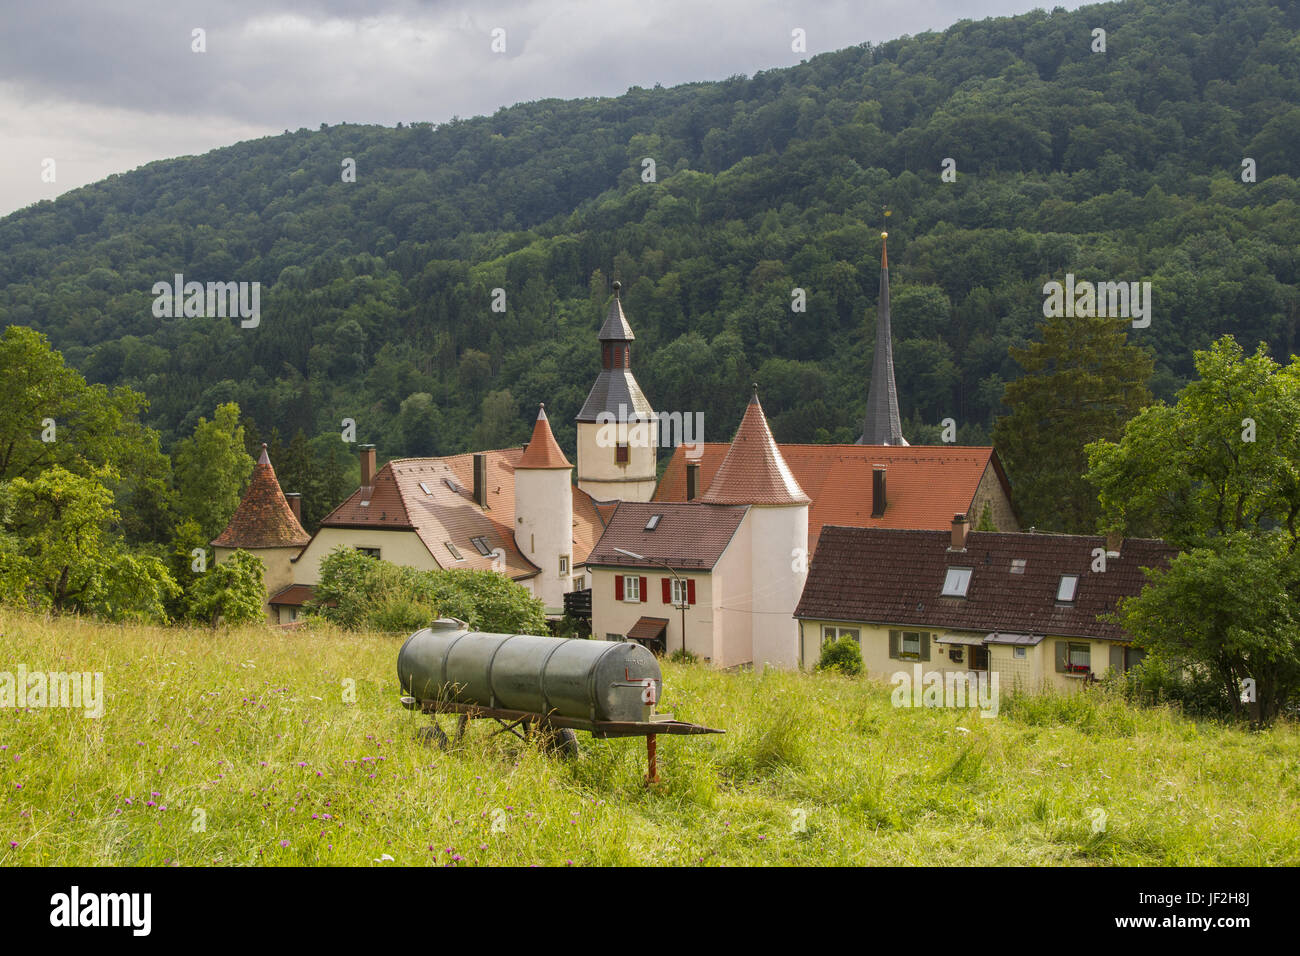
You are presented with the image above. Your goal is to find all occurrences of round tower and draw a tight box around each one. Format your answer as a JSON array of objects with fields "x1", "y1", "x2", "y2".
[
  {"x1": 211, "y1": 443, "x2": 312, "y2": 623},
  {"x1": 514, "y1": 404, "x2": 575, "y2": 615},
  {"x1": 575, "y1": 281, "x2": 658, "y2": 502},
  {"x1": 701, "y1": 388, "x2": 810, "y2": 670}
]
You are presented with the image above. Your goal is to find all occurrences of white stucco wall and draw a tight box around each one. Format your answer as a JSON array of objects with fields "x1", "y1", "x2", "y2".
[
  {"x1": 748, "y1": 504, "x2": 808, "y2": 671},
  {"x1": 290, "y1": 528, "x2": 439, "y2": 584},
  {"x1": 515, "y1": 466, "x2": 574, "y2": 614},
  {"x1": 575, "y1": 419, "x2": 658, "y2": 502}
]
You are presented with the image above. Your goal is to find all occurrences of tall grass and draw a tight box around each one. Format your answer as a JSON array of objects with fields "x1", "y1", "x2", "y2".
[{"x1": 0, "y1": 610, "x2": 1297, "y2": 866}]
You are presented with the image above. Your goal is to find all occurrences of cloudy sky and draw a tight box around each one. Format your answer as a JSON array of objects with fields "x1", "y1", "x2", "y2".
[{"x1": 0, "y1": 0, "x2": 1085, "y2": 216}]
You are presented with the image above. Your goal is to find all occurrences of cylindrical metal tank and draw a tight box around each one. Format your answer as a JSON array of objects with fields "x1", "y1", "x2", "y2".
[{"x1": 397, "y1": 619, "x2": 661, "y2": 724}]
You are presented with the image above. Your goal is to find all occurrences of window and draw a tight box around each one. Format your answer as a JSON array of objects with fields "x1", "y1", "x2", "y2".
[
  {"x1": 605, "y1": 633, "x2": 623, "y2": 641},
  {"x1": 942, "y1": 567, "x2": 973, "y2": 597},
  {"x1": 670, "y1": 578, "x2": 697, "y2": 607},
  {"x1": 615, "y1": 442, "x2": 629, "y2": 464},
  {"x1": 622, "y1": 575, "x2": 640, "y2": 602},
  {"x1": 645, "y1": 514, "x2": 662, "y2": 531},
  {"x1": 573, "y1": 575, "x2": 585, "y2": 591},
  {"x1": 355, "y1": 547, "x2": 381, "y2": 559},
  {"x1": 445, "y1": 542, "x2": 464, "y2": 561},
  {"x1": 822, "y1": 626, "x2": 859, "y2": 645},
  {"x1": 1056, "y1": 640, "x2": 1091, "y2": 676},
  {"x1": 1014, "y1": 646, "x2": 1027, "y2": 659},
  {"x1": 1010, "y1": 558, "x2": 1027, "y2": 574},
  {"x1": 559, "y1": 555, "x2": 570, "y2": 575},
  {"x1": 901, "y1": 632, "x2": 922, "y2": 658},
  {"x1": 970, "y1": 645, "x2": 989, "y2": 670},
  {"x1": 1056, "y1": 574, "x2": 1079, "y2": 603},
  {"x1": 418, "y1": 481, "x2": 433, "y2": 495}
]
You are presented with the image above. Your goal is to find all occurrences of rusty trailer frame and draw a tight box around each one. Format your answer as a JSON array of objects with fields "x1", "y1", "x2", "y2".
[{"x1": 400, "y1": 695, "x2": 723, "y2": 783}]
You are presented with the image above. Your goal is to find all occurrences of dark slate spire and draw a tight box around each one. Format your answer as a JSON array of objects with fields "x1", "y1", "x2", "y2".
[
  {"x1": 576, "y1": 281, "x2": 654, "y2": 423},
  {"x1": 857, "y1": 232, "x2": 908, "y2": 446}
]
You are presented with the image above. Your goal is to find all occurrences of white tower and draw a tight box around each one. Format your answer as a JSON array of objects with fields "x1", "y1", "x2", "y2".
[
  {"x1": 514, "y1": 404, "x2": 574, "y2": 615},
  {"x1": 700, "y1": 389, "x2": 810, "y2": 670},
  {"x1": 575, "y1": 281, "x2": 658, "y2": 502}
]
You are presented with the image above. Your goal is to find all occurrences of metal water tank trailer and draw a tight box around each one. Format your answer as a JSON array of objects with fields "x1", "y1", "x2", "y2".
[{"x1": 397, "y1": 619, "x2": 661, "y2": 725}]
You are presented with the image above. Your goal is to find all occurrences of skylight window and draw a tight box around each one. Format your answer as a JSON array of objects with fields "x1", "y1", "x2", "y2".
[
  {"x1": 470, "y1": 536, "x2": 492, "y2": 557},
  {"x1": 1056, "y1": 574, "x2": 1079, "y2": 603},
  {"x1": 1010, "y1": 558, "x2": 1027, "y2": 574},
  {"x1": 645, "y1": 514, "x2": 662, "y2": 531},
  {"x1": 419, "y1": 481, "x2": 432, "y2": 495},
  {"x1": 445, "y1": 542, "x2": 464, "y2": 561},
  {"x1": 942, "y1": 567, "x2": 973, "y2": 598}
]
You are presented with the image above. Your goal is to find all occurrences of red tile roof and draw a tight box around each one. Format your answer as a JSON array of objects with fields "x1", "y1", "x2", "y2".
[
  {"x1": 586, "y1": 501, "x2": 749, "y2": 570},
  {"x1": 698, "y1": 393, "x2": 810, "y2": 506},
  {"x1": 658, "y1": 443, "x2": 1009, "y2": 553},
  {"x1": 212, "y1": 445, "x2": 311, "y2": 549},
  {"x1": 794, "y1": 526, "x2": 1176, "y2": 641},
  {"x1": 268, "y1": 584, "x2": 317, "y2": 606},
  {"x1": 517, "y1": 405, "x2": 572, "y2": 469},
  {"x1": 315, "y1": 447, "x2": 606, "y2": 579}
]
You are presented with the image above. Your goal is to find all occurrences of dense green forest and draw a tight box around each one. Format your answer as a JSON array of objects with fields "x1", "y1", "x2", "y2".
[{"x1": 1, "y1": 0, "x2": 1297, "y2": 537}]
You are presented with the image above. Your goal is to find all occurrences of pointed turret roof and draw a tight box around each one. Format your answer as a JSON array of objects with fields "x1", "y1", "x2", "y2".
[
  {"x1": 212, "y1": 444, "x2": 311, "y2": 548},
  {"x1": 858, "y1": 232, "x2": 908, "y2": 446},
  {"x1": 700, "y1": 389, "x2": 809, "y2": 506},
  {"x1": 517, "y1": 404, "x2": 572, "y2": 469},
  {"x1": 576, "y1": 281, "x2": 654, "y2": 423}
]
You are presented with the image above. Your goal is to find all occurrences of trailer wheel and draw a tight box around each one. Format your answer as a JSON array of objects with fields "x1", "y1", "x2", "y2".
[
  {"x1": 416, "y1": 722, "x2": 450, "y2": 750},
  {"x1": 540, "y1": 726, "x2": 580, "y2": 760}
]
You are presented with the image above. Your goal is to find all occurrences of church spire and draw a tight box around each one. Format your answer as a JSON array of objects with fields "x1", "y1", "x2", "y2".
[{"x1": 858, "y1": 230, "x2": 908, "y2": 446}]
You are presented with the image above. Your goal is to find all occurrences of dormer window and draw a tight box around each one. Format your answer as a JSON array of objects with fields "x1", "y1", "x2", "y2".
[
  {"x1": 1056, "y1": 574, "x2": 1079, "y2": 603},
  {"x1": 942, "y1": 567, "x2": 973, "y2": 597}
]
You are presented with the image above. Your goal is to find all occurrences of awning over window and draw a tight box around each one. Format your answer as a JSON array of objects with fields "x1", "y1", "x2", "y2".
[
  {"x1": 935, "y1": 632, "x2": 986, "y2": 646},
  {"x1": 985, "y1": 632, "x2": 1045, "y2": 646},
  {"x1": 626, "y1": 617, "x2": 670, "y2": 643}
]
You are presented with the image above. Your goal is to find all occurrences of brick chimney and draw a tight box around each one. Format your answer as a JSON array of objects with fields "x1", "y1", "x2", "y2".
[
  {"x1": 686, "y1": 461, "x2": 700, "y2": 501},
  {"x1": 871, "y1": 465, "x2": 887, "y2": 518},
  {"x1": 472, "y1": 452, "x2": 488, "y2": 507},
  {"x1": 1106, "y1": 530, "x2": 1122, "y2": 557},
  {"x1": 951, "y1": 513, "x2": 970, "y2": 551},
  {"x1": 284, "y1": 492, "x2": 302, "y2": 522},
  {"x1": 358, "y1": 444, "x2": 376, "y2": 488}
]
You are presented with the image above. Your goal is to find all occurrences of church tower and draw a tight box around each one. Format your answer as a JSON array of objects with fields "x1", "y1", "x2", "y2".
[
  {"x1": 858, "y1": 231, "x2": 908, "y2": 446},
  {"x1": 515, "y1": 404, "x2": 574, "y2": 615},
  {"x1": 575, "y1": 281, "x2": 658, "y2": 502}
]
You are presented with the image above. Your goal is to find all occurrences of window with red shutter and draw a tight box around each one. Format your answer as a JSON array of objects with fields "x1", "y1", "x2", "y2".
[
  {"x1": 662, "y1": 578, "x2": 671, "y2": 603},
  {"x1": 615, "y1": 576, "x2": 623, "y2": 601},
  {"x1": 687, "y1": 579, "x2": 696, "y2": 605},
  {"x1": 639, "y1": 576, "x2": 648, "y2": 603}
]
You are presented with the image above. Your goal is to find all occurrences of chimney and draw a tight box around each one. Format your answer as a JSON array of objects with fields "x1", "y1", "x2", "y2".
[
  {"x1": 871, "y1": 465, "x2": 887, "y2": 518},
  {"x1": 686, "y1": 461, "x2": 700, "y2": 501},
  {"x1": 951, "y1": 513, "x2": 969, "y2": 551},
  {"x1": 358, "y1": 444, "x2": 376, "y2": 488},
  {"x1": 285, "y1": 493, "x2": 302, "y2": 522},
  {"x1": 473, "y1": 452, "x2": 488, "y2": 507},
  {"x1": 1106, "y1": 530, "x2": 1122, "y2": 557}
]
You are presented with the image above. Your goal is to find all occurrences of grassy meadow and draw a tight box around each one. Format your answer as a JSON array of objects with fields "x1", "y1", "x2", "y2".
[{"x1": 1, "y1": 609, "x2": 1297, "y2": 866}]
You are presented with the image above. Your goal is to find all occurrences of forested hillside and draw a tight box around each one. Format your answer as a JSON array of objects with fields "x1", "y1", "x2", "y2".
[{"x1": 1, "y1": 0, "x2": 1297, "y2": 514}]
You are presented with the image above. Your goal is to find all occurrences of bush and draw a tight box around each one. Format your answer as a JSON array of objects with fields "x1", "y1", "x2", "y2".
[
  {"x1": 668, "y1": 647, "x2": 699, "y2": 664},
  {"x1": 816, "y1": 636, "x2": 863, "y2": 676}
]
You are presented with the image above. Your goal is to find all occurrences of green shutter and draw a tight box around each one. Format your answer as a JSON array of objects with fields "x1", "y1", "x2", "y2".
[
  {"x1": 888, "y1": 630, "x2": 899, "y2": 659},
  {"x1": 1054, "y1": 640, "x2": 1068, "y2": 673},
  {"x1": 921, "y1": 633, "x2": 931, "y2": 662},
  {"x1": 1109, "y1": 644, "x2": 1124, "y2": 675}
]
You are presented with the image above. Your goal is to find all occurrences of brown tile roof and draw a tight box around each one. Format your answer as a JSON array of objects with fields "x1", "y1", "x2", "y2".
[
  {"x1": 794, "y1": 526, "x2": 1177, "y2": 641},
  {"x1": 315, "y1": 447, "x2": 607, "y2": 579},
  {"x1": 658, "y1": 443, "x2": 1009, "y2": 554},
  {"x1": 586, "y1": 501, "x2": 749, "y2": 570},
  {"x1": 517, "y1": 405, "x2": 572, "y2": 469},
  {"x1": 269, "y1": 584, "x2": 317, "y2": 606},
  {"x1": 212, "y1": 445, "x2": 311, "y2": 549},
  {"x1": 698, "y1": 393, "x2": 810, "y2": 506}
]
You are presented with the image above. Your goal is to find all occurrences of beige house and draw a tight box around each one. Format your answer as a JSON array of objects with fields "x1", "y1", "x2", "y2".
[{"x1": 794, "y1": 519, "x2": 1176, "y2": 691}]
